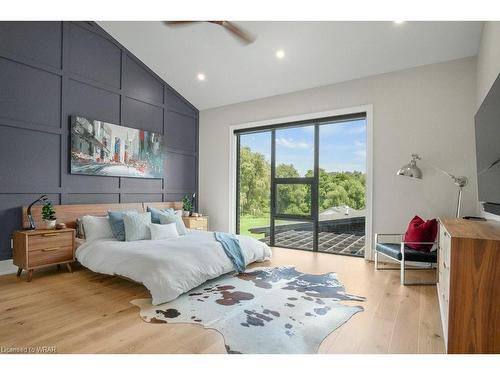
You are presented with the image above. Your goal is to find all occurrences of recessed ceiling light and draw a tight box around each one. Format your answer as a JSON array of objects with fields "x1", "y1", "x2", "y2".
[
  {"x1": 197, "y1": 73, "x2": 206, "y2": 81},
  {"x1": 394, "y1": 20, "x2": 405, "y2": 25},
  {"x1": 275, "y1": 49, "x2": 285, "y2": 59}
]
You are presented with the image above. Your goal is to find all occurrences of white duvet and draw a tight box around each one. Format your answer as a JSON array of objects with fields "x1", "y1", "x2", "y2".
[{"x1": 76, "y1": 230, "x2": 272, "y2": 305}]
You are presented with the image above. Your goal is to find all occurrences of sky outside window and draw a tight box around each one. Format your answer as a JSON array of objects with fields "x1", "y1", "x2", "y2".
[{"x1": 241, "y1": 119, "x2": 366, "y2": 175}]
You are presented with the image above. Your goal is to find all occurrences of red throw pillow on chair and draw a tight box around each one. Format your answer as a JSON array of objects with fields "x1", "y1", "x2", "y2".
[{"x1": 404, "y1": 216, "x2": 438, "y2": 251}]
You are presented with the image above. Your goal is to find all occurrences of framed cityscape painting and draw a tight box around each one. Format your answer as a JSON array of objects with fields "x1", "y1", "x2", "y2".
[{"x1": 70, "y1": 116, "x2": 164, "y2": 179}]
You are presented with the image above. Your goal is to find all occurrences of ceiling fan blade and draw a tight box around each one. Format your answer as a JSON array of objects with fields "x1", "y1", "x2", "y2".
[
  {"x1": 164, "y1": 21, "x2": 256, "y2": 45},
  {"x1": 215, "y1": 21, "x2": 256, "y2": 45},
  {"x1": 163, "y1": 21, "x2": 199, "y2": 26}
]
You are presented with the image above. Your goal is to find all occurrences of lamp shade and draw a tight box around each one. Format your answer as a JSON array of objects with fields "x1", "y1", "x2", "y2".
[{"x1": 397, "y1": 158, "x2": 422, "y2": 179}]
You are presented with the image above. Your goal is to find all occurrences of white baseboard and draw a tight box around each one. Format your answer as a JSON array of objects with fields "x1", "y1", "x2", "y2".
[{"x1": 0, "y1": 259, "x2": 17, "y2": 275}]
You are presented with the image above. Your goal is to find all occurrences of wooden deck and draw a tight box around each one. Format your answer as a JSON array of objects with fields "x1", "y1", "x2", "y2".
[{"x1": 262, "y1": 231, "x2": 365, "y2": 256}]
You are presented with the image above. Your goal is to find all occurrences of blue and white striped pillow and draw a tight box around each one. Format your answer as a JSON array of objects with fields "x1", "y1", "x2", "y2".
[{"x1": 108, "y1": 210, "x2": 138, "y2": 241}]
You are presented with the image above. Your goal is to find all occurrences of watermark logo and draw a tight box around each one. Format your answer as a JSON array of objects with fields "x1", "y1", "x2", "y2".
[{"x1": 0, "y1": 346, "x2": 57, "y2": 354}]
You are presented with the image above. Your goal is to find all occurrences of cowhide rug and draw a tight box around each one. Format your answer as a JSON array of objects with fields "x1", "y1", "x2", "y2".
[{"x1": 131, "y1": 266, "x2": 365, "y2": 354}]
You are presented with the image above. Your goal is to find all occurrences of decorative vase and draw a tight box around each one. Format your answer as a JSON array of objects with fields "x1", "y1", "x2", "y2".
[
  {"x1": 43, "y1": 219, "x2": 57, "y2": 230},
  {"x1": 182, "y1": 211, "x2": 190, "y2": 217}
]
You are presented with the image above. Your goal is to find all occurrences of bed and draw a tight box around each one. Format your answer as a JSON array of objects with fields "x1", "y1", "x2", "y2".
[
  {"x1": 23, "y1": 201, "x2": 272, "y2": 305},
  {"x1": 76, "y1": 229, "x2": 271, "y2": 304}
]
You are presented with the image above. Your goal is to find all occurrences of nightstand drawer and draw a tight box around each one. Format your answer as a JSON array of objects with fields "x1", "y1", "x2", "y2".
[
  {"x1": 182, "y1": 216, "x2": 208, "y2": 231},
  {"x1": 28, "y1": 231, "x2": 73, "y2": 251},
  {"x1": 28, "y1": 245, "x2": 74, "y2": 268},
  {"x1": 191, "y1": 223, "x2": 208, "y2": 231}
]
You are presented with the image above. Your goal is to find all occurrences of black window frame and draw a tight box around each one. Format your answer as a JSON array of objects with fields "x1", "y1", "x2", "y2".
[{"x1": 235, "y1": 112, "x2": 366, "y2": 252}]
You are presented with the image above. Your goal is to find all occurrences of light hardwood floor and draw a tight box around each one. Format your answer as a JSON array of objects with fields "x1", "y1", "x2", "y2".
[{"x1": 0, "y1": 248, "x2": 445, "y2": 354}]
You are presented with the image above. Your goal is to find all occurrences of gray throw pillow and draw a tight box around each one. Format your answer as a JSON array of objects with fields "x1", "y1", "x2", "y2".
[
  {"x1": 158, "y1": 211, "x2": 187, "y2": 236},
  {"x1": 147, "y1": 206, "x2": 175, "y2": 224},
  {"x1": 76, "y1": 217, "x2": 86, "y2": 239}
]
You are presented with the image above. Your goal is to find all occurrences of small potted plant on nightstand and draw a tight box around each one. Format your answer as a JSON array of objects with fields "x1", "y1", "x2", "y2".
[
  {"x1": 182, "y1": 195, "x2": 193, "y2": 217},
  {"x1": 41, "y1": 201, "x2": 57, "y2": 229}
]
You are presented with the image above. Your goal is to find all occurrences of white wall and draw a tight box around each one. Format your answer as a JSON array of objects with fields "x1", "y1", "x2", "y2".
[
  {"x1": 477, "y1": 22, "x2": 500, "y2": 108},
  {"x1": 199, "y1": 57, "x2": 478, "y2": 243}
]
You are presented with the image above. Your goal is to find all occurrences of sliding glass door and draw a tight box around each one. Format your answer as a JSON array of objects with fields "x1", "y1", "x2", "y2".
[
  {"x1": 317, "y1": 119, "x2": 367, "y2": 256},
  {"x1": 236, "y1": 113, "x2": 367, "y2": 257},
  {"x1": 236, "y1": 131, "x2": 271, "y2": 242},
  {"x1": 271, "y1": 125, "x2": 317, "y2": 251}
]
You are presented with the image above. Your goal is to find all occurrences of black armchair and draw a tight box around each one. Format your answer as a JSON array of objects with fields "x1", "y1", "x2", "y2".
[{"x1": 374, "y1": 233, "x2": 438, "y2": 285}]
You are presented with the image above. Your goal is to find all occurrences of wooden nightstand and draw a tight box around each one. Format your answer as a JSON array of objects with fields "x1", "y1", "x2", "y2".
[
  {"x1": 182, "y1": 216, "x2": 208, "y2": 231},
  {"x1": 12, "y1": 228, "x2": 75, "y2": 282}
]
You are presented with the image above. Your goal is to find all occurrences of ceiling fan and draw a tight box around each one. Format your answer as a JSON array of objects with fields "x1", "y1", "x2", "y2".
[{"x1": 164, "y1": 21, "x2": 256, "y2": 45}]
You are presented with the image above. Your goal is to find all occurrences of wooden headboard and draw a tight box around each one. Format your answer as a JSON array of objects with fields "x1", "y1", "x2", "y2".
[
  {"x1": 143, "y1": 201, "x2": 183, "y2": 211},
  {"x1": 22, "y1": 202, "x2": 182, "y2": 229}
]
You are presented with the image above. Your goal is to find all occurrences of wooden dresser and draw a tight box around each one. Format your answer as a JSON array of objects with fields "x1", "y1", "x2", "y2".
[
  {"x1": 182, "y1": 216, "x2": 208, "y2": 231},
  {"x1": 438, "y1": 218, "x2": 500, "y2": 353},
  {"x1": 13, "y1": 228, "x2": 76, "y2": 282}
]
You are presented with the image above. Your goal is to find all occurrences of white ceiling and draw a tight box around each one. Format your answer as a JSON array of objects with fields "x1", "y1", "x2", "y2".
[{"x1": 98, "y1": 21, "x2": 483, "y2": 110}]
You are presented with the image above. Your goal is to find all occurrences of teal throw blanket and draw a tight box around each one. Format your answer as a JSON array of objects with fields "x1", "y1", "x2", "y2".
[{"x1": 214, "y1": 232, "x2": 246, "y2": 273}]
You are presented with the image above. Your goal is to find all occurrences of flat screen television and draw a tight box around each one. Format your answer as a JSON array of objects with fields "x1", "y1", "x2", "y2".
[{"x1": 474, "y1": 73, "x2": 500, "y2": 216}]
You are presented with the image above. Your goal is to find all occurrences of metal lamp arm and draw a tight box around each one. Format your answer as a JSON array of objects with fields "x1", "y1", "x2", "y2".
[
  {"x1": 413, "y1": 154, "x2": 467, "y2": 217},
  {"x1": 412, "y1": 154, "x2": 468, "y2": 187}
]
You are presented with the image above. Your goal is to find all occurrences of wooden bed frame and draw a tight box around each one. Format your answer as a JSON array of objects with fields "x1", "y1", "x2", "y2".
[{"x1": 22, "y1": 201, "x2": 183, "y2": 229}]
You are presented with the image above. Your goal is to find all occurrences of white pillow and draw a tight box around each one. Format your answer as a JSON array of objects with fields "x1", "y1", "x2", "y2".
[
  {"x1": 150, "y1": 222, "x2": 179, "y2": 240},
  {"x1": 81, "y1": 215, "x2": 114, "y2": 241},
  {"x1": 123, "y1": 212, "x2": 152, "y2": 241}
]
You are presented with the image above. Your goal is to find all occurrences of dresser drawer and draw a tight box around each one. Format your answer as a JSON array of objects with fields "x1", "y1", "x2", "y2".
[
  {"x1": 440, "y1": 228, "x2": 451, "y2": 267},
  {"x1": 439, "y1": 225, "x2": 451, "y2": 271},
  {"x1": 28, "y1": 245, "x2": 74, "y2": 268},
  {"x1": 440, "y1": 266, "x2": 450, "y2": 299},
  {"x1": 28, "y1": 231, "x2": 73, "y2": 251},
  {"x1": 438, "y1": 281, "x2": 449, "y2": 345}
]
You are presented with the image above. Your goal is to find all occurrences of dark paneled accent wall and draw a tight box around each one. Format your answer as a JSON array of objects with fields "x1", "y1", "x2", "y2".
[{"x1": 0, "y1": 22, "x2": 199, "y2": 260}]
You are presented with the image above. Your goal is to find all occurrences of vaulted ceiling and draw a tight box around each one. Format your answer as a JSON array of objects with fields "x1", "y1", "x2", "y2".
[{"x1": 99, "y1": 21, "x2": 483, "y2": 110}]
